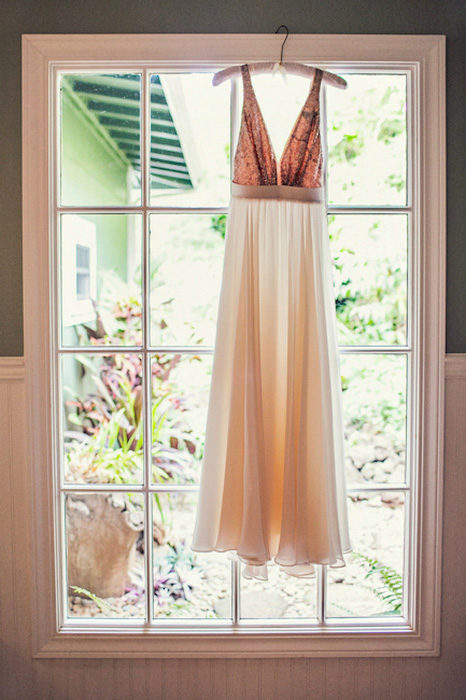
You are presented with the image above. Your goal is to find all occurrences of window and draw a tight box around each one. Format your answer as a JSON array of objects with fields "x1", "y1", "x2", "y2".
[
  {"x1": 62, "y1": 216, "x2": 97, "y2": 325},
  {"x1": 23, "y1": 34, "x2": 445, "y2": 657}
]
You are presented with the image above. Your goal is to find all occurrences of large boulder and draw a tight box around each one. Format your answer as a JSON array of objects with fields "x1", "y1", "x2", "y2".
[{"x1": 66, "y1": 493, "x2": 143, "y2": 598}]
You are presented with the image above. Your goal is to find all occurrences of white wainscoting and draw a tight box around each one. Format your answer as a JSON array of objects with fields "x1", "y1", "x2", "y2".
[{"x1": 0, "y1": 355, "x2": 465, "y2": 699}]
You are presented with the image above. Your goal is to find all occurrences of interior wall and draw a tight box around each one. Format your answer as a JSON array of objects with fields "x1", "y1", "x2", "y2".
[
  {"x1": 1, "y1": 358, "x2": 465, "y2": 699},
  {"x1": 0, "y1": 0, "x2": 465, "y2": 355}
]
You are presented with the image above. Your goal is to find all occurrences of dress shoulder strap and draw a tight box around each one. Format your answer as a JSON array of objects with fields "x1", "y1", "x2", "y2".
[
  {"x1": 309, "y1": 68, "x2": 323, "y2": 108},
  {"x1": 279, "y1": 68, "x2": 324, "y2": 188},
  {"x1": 240, "y1": 64, "x2": 254, "y2": 93},
  {"x1": 233, "y1": 65, "x2": 278, "y2": 186}
]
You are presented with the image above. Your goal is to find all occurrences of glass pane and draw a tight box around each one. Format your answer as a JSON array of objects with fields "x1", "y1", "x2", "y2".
[
  {"x1": 329, "y1": 214, "x2": 408, "y2": 345},
  {"x1": 66, "y1": 492, "x2": 145, "y2": 619},
  {"x1": 341, "y1": 354, "x2": 407, "y2": 486},
  {"x1": 62, "y1": 354, "x2": 143, "y2": 485},
  {"x1": 327, "y1": 491, "x2": 405, "y2": 617},
  {"x1": 326, "y1": 73, "x2": 407, "y2": 206},
  {"x1": 151, "y1": 354, "x2": 212, "y2": 485},
  {"x1": 150, "y1": 214, "x2": 224, "y2": 346},
  {"x1": 149, "y1": 73, "x2": 230, "y2": 207},
  {"x1": 61, "y1": 214, "x2": 142, "y2": 347},
  {"x1": 60, "y1": 73, "x2": 141, "y2": 206},
  {"x1": 240, "y1": 565, "x2": 317, "y2": 620},
  {"x1": 153, "y1": 493, "x2": 231, "y2": 619}
]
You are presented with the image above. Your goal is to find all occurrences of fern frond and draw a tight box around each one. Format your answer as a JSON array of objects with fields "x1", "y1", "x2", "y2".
[
  {"x1": 353, "y1": 552, "x2": 403, "y2": 613},
  {"x1": 70, "y1": 586, "x2": 119, "y2": 615}
]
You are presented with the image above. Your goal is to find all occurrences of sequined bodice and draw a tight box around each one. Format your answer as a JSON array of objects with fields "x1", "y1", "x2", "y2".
[{"x1": 233, "y1": 65, "x2": 323, "y2": 189}]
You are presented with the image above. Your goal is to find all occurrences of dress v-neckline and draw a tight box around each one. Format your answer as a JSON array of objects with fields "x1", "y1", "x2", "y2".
[{"x1": 242, "y1": 64, "x2": 320, "y2": 166}]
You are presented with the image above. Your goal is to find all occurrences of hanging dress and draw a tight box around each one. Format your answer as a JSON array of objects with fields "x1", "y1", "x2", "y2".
[{"x1": 191, "y1": 65, "x2": 351, "y2": 579}]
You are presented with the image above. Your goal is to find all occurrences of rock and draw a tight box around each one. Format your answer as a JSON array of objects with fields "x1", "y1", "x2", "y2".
[
  {"x1": 360, "y1": 461, "x2": 387, "y2": 481},
  {"x1": 345, "y1": 460, "x2": 367, "y2": 484},
  {"x1": 374, "y1": 445, "x2": 390, "y2": 461},
  {"x1": 136, "y1": 519, "x2": 167, "y2": 553},
  {"x1": 66, "y1": 493, "x2": 143, "y2": 599},
  {"x1": 381, "y1": 493, "x2": 404, "y2": 507},
  {"x1": 387, "y1": 462, "x2": 406, "y2": 483},
  {"x1": 348, "y1": 443, "x2": 376, "y2": 469},
  {"x1": 214, "y1": 590, "x2": 287, "y2": 619},
  {"x1": 328, "y1": 571, "x2": 345, "y2": 584}
]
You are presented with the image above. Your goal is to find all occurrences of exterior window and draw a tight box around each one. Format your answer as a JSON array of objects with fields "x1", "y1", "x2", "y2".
[{"x1": 22, "y1": 34, "x2": 445, "y2": 657}]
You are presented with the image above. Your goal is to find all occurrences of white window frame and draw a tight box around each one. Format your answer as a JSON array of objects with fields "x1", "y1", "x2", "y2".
[{"x1": 22, "y1": 33, "x2": 445, "y2": 658}]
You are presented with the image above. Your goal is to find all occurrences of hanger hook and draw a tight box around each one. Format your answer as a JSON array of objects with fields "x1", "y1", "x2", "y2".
[{"x1": 275, "y1": 25, "x2": 289, "y2": 65}]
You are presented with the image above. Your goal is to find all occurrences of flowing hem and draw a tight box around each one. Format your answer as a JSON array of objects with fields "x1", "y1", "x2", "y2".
[{"x1": 191, "y1": 544, "x2": 353, "y2": 581}]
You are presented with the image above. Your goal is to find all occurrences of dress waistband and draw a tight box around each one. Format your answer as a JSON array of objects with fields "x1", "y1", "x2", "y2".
[{"x1": 231, "y1": 183, "x2": 324, "y2": 202}]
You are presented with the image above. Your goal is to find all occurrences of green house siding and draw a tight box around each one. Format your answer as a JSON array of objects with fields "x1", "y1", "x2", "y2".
[
  {"x1": 61, "y1": 93, "x2": 130, "y2": 304},
  {"x1": 61, "y1": 89, "x2": 130, "y2": 207}
]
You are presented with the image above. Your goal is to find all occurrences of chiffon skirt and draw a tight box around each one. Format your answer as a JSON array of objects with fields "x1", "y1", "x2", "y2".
[{"x1": 191, "y1": 193, "x2": 351, "y2": 579}]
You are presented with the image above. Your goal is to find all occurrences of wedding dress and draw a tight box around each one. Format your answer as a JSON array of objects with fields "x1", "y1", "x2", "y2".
[{"x1": 192, "y1": 65, "x2": 351, "y2": 579}]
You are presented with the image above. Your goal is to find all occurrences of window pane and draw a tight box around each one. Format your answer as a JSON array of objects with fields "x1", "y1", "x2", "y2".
[
  {"x1": 327, "y1": 491, "x2": 405, "y2": 617},
  {"x1": 66, "y1": 492, "x2": 145, "y2": 619},
  {"x1": 239, "y1": 565, "x2": 317, "y2": 620},
  {"x1": 341, "y1": 354, "x2": 407, "y2": 486},
  {"x1": 329, "y1": 214, "x2": 408, "y2": 346},
  {"x1": 60, "y1": 74, "x2": 141, "y2": 206},
  {"x1": 153, "y1": 493, "x2": 231, "y2": 619},
  {"x1": 151, "y1": 354, "x2": 211, "y2": 485},
  {"x1": 326, "y1": 74, "x2": 407, "y2": 206},
  {"x1": 62, "y1": 354, "x2": 144, "y2": 485},
  {"x1": 150, "y1": 214, "x2": 224, "y2": 346},
  {"x1": 150, "y1": 74, "x2": 230, "y2": 207},
  {"x1": 61, "y1": 214, "x2": 142, "y2": 347}
]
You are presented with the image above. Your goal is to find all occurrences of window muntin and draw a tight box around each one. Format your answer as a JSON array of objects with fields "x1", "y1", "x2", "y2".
[{"x1": 55, "y1": 66, "x2": 413, "y2": 630}]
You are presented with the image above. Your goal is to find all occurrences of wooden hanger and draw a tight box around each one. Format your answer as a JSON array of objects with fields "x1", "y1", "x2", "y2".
[{"x1": 212, "y1": 26, "x2": 348, "y2": 90}]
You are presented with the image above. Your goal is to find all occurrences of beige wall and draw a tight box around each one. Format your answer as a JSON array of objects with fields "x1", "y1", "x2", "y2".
[{"x1": 0, "y1": 356, "x2": 465, "y2": 700}]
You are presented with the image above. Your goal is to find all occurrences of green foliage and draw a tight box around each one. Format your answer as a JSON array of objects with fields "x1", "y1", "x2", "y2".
[
  {"x1": 65, "y1": 409, "x2": 143, "y2": 483},
  {"x1": 378, "y1": 118, "x2": 405, "y2": 145},
  {"x1": 341, "y1": 354, "x2": 406, "y2": 436},
  {"x1": 329, "y1": 215, "x2": 407, "y2": 346},
  {"x1": 354, "y1": 552, "x2": 403, "y2": 614},
  {"x1": 65, "y1": 297, "x2": 200, "y2": 487},
  {"x1": 154, "y1": 541, "x2": 202, "y2": 610},
  {"x1": 329, "y1": 131, "x2": 364, "y2": 162},
  {"x1": 326, "y1": 76, "x2": 407, "y2": 205},
  {"x1": 210, "y1": 213, "x2": 227, "y2": 239}
]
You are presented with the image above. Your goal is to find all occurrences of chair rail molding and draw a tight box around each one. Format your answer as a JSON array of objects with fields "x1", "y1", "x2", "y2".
[
  {"x1": 0, "y1": 357, "x2": 25, "y2": 381},
  {"x1": 2, "y1": 354, "x2": 464, "y2": 382},
  {"x1": 444, "y1": 353, "x2": 466, "y2": 378}
]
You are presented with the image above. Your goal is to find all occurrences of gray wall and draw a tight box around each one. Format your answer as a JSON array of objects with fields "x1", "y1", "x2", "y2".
[{"x1": 2, "y1": 0, "x2": 465, "y2": 356}]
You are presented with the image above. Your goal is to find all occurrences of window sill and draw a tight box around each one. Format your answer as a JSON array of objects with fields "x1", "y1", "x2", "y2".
[{"x1": 34, "y1": 618, "x2": 437, "y2": 658}]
